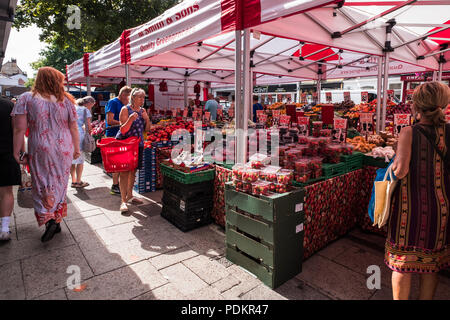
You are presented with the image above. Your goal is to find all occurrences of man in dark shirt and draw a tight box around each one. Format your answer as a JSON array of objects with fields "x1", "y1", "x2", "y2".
[
  {"x1": 252, "y1": 95, "x2": 264, "y2": 123},
  {"x1": 0, "y1": 97, "x2": 21, "y2": 240},
  {"x1": 105, "y1": 86, "x2": 132, "y2": 194}
]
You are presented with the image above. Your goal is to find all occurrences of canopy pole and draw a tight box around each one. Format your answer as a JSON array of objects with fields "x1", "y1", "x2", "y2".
[
  {"x1": 235, "y1": 30, "x2": 245, "y2": 164},
  {"x1": 432, "y1": 71, "x2": 437, "y2": 81},
  {"x1": 381, "y1": 20, "x2": 395, "y2": 132},
  {"x1": 86, "y1": 76, "x2": 91, "y2": 96},
  {"x1": 243, "y1": 29, "x2": 251, "y2": 122},
  {"x1": 438, "y1": 54, "x2": 444, "y2": 82},
  {"x1": 125, "y1": 64, "x2": 130, "y2": 86},
  {"x1": 316, "y1": 74, "x2": 322, "y2": 104},
  {"x1": 184, "y1": 79, "x2": 188, "y2": 107},
  {"x1": 376, "y1": 56, "x2": 383, "y2": 133}
]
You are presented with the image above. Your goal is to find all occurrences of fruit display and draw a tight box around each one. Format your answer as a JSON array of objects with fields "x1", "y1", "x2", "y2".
[
  {"x1": 334, "y1": 100, "x2": 355, "y2": 111},
  {"x1": 367, "y1": 134, "x2": 384, "y2": 146},
  {"x1": 366, "y1": 146, "x2": 395, "y2": 162},
  {"x1": 251, "y1": 181, "x2": 272, "y2": 196},
  {"x1": 386, "y1": 102, "x2": 411, "y2": 116},
  {"x1": 260, "y1": 166, "x2": 280, "y2": 183},
  {"x1": 90, "y1": 120, "x2": 106, "y2": 138},
  {"x1": 346, "y1": 136, "x2": 376, "y2": 153},
  {"x1": 273, "y1": 183, "x2": 288, "y2": 194},
  {"x1": 276, "y1": 169, "x2": 294, "y2": 185},
  {"x1": 322, "y1": 144, "x2": 343, "y2": 163},
  {"x1": 232, "y1": 164, "x2": 245, "y2": 180},
  {"x1": 312, "y1": 121, "x2": 323, "y2": 137},
  {"x1": 146, "y1": 120, "x2": 195, "y2": 146},
  {"x1": 242, "y1": 169, "x2": 260, "y2": 183},
  {"x1": 267, "y1": 102, "x2": 284, "y2": 110}
]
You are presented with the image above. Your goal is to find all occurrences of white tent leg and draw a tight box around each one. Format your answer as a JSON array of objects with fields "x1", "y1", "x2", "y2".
[
  {"x1": 235, "y1": 30, "x2": 245, "y2": 164},
  {"x1": 125, "y1": 64, "x2": 130, "y2": 86},
  {"x1": 316, "y1": 75, "x2": 321, "y2": 104},
  {"x1": 243, "y1": 29, "x2": 251, "y2": 122},
  {"x1": 381, "y1": 53, "x2": 390, "y2": 132},
  {"x1": 376, "y1": 57, "x2": 383, "y2": 133},
  {"x1": 432, "y1": 71, "x2": 437, "y2": 81},
  {"x1": 184, "y1": 79, "x2": 188, "y2": 107},
  {"x1": 87, "y1": 76, "x2": 91, "y2": 96}
]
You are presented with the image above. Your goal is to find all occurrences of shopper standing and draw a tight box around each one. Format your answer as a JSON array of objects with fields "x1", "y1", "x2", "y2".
[
  {"x1": 252, "y1": 96, "x2": 264, "y2": 123},
  {"x1": 12, "y1": 67, "x2": 80, "y2": 242},
  {"x1": 71, "y1": 96, "x2": 95, "y2": 188},
  {"x1": 115, "y1": 88, "x2": 152, "y2": 213},
  {"x1": 205, "y1": 93, "x2": 218, "y2": 121},
  {"x1": 105, "y1": 86, "x2": 132, "y2": 195},
  {"x1": 0, "y1": 97, "x2": 21, "y2": 241},
  {"x1": 387, "y1": 81, "x2": 450, "y2": 300}
]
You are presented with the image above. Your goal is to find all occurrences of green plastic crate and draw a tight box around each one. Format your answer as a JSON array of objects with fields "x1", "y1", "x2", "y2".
[
  {"x1": 225, "y1": 184, "x2": 305, "y2": 289},
  {"x1": 322, "y1": 162, "x2": 347, "y2": 178},
  {"x1": 341, "y1": 152, "x2": 364, "y2": 172},
  {"x1": 363, "y1": 155, "x2": 389, "y2": 168},
  {"x1": 292, "y1": 176, "x2": 325, "y2": 188},
  {"x1": 160, "y1": 163, "x2": 215, "y2": 184}
]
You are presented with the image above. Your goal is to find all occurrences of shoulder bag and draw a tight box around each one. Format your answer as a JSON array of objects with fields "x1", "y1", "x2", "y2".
[
  {"x1": 82, "y1": 108, "x2": 96, "y2": 153},
  {"x1": 373, "y1": 164, "x2": 398, "y2": 228}
]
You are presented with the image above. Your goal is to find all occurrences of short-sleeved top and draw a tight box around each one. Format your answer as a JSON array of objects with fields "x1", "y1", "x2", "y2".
[
  {"x1": 105, "y1": 97, "x2": 123, "y2": 137},
  {"x1": 0, "y1": 97, "x2": 15, "y2": 154},
  {"x1": 252, "y1": 103, "x2": 263, "y2": 122},
  {"x1": 205, "y1": 99, "x2": 218, "y2": 121},
  {"x1": 115, "y1": 105, "x2": 146, "y2": 147},
  {"x1": 76, "y1": 106, "x2": 92, "y2": 131}
]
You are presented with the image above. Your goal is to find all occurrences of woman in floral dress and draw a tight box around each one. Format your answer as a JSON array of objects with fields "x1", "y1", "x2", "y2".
[{"x1": 12, "y1": 67, "x2": 80, "y2": 242}]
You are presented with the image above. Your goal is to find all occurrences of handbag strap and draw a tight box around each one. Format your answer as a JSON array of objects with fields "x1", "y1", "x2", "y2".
[{"x1": 416, "y1": 125, "x2": 449, "y2": 170}]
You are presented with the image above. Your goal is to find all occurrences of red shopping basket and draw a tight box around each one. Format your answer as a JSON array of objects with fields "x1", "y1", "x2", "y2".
[{"x1": 97, "y1": 136, "x2": 140, "y2": 173}]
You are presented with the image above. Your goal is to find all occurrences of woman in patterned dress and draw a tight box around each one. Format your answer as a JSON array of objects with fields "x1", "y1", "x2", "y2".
[
  {"x1": 12, "y1": 67, "x2": 80, "y2": 242},
  {"x1": 115, "y1": 88, "x2": 152, "y2": 213},
  {"x1": 388, "y1": 81, "x2": 450, "y2": 300}
]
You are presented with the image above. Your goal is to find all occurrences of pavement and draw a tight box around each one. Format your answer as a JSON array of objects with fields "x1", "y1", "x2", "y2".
[{"x1": 1, "y1": 161, "x2": 449, "y2": 300}]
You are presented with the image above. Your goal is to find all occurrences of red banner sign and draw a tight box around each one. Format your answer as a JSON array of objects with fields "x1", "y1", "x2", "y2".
[
  {"x1": 387, "y1": 90, "x2": 394, "y2": 100},
  {"x1": 333, "y1": 118, "x2": 348, "y2": 142},
  {"x1": 394, "y1": 114, "x2": 411, "y2": 135},
  {"x1": 279, "y1": 115, "x2": 291, "y2": 126},
  {"x1": 297, "y1": 116, "x2": 310, "y2": 136},
  {"x1": 361, "y1": 91, "x2": 369, "y2": 103},
  {"x1": 272, "y1": 110, "x2": 281, "y2": 119},
  {"x1": 406, "y1": 89, "x2": 414, "y2": 102},
  {"x1": 360, "y1": 113, "x2": 374, "y2": 136}
]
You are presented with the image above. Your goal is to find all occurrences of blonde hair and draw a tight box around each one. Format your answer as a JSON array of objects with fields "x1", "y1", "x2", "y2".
[
  {"x1": 119, "y1": 86, "x2": 132, "y2": 97},
  {"x1": 130, "y1": 88, "x2": 146, "y2": 105},
  {"x1": 413, "y1": 81, "x2": 450, "y2": 126},
  {"x1": 76, "y1": 96, "x2": 95, "y2": 106}
]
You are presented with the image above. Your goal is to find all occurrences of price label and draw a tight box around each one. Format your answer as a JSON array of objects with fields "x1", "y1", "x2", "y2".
[
  {"x1": 333, "y1": 118, "x2": 348, "y2": 142},
  {"x1": 300, "y1": 92, "x2": 307, "y2": 103},
  {"x1": 326, "y1": 92, "x2": 332, "y2": 103},
  {"x1": 394, "y1": 114, "x2": 411, "y2": 135},
  {"x1": 272, "y1": 110, "x2": 281, "y2": 119},
  {"x1": 279, "y1": 115, "x2": 291, "y2": 126},
  {"x1": 258, "y1": 114, "x2": 267, "y2": 124},
  {"x1": 360, "y1": 113, "x2": 374, "y2": 136},
  {"x1": 406, "y1": 89, "x2": 414, "y2": 102},
  {"x1": 204, "y1": 111, "x2": 211, "y2": 121},
  {"x1": 297, "y1": 116, "x2": 310, "y2": 136},
  {"x1": 387, "y1": 90, "x2": 394, "y2": 100},
  {"x1": 256, "y1": 110, "x2": 265, "y2": 118},
  {"x1": 344, "y1": 91, "x2": 351, "y2": 102},
  {"x1": 312, "y1": 92, "x2": 318, "y2": 102},
  {"x1": 361, "y1": 91, "x2": 369, "y2": 103}
]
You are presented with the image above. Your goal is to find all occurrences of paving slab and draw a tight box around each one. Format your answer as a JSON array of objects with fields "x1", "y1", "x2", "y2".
[
  {"x1": 13, "y1": 210, "x2": 37, "y2": 226},
  {"x1": 95, "y1": 221, "x2": 138, "y2": 246},
  {"x1": 16, "y1": 219, "x2": 70, "y2": 241},
  {"x1": 143, "y1": 189, "x2": 163, "y2": 203},
  {"x1": 33, "y1": 289, "x2": 67, "y2": 300},
  {"x1": 65, "y1": 214, "x2": 114, "y2": 233},
  {"x1": 64, "y1": 208, "x2": 104, "y2": 222},
  {"x1": 182, "y1": 255, "x2": 230, "y2": 285},
  {"x1": 241, "y1": 284, "x2": 288, "y2": 300},
  {"x1": 274, "y1": 277, "x2": 332, "y2": 300},
  {"x1": 132, "y1": 283, "x2": 186, "y2": 300},
  {"x1": 0, "y1": 261, "x2": 26, "y2": 299},
  {"x1": 65, "y1": 260, "x2": 167, "y2": 300},
  {"x1": 185, "y1": 286, "x2": 225, "y2": 300},
  {"x1": 295, "y1": 254, "x2": 374, "y2": 300},
  {"x1": 348, "y1": 227, "x2": 387, "y2": 250},
  {"x1": 101, "y1": 207, "x2": 142, "y2": 225},
  {"x1": 149, "y1": 247, "x2": 199, "y2": 271},
  {"x1": 171, "y1": 225, "x2": 226, "y2": 256},
  {"x1": 212, "y1": 274, "x2": 241, "y2": 293},
  {"x1": 316, "y1": 238, "x2": 359, "y2": 261},
  {"x1": 22, "y1": 244, "x2": 93, "y2": 299},
  {"x1": 66, "y1": 190, "x2": 91, "y2": 202},
  {"x1": 159, "y1": 263, "x2": 209, "y2": 296}
]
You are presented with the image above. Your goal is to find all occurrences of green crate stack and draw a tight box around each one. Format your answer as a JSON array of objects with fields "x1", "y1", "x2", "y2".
[
  {"x1": 225, "y1": 183, "x2": 305, "y2": 289},
  {"x1": 322, "y1": 162, "x2": 347, "y2": 179},
  {"x1": 363, "y1": 155, "x2": 389, "y2": 168},
  {"x1": 292, "y1": 176, "x2": 325, "y2": 188},
  {"x1": 160, "y1": 163, "x2": 215, "y2": 184},
  {"x1": 340, "y1": 152, "x2": 364, "y2": 173}
]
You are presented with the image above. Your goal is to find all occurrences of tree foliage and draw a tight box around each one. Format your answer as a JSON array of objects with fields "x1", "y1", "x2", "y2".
[
  {"x1": 30, "y1": 43, "x2": 85, "y2": 74},
  {"x1": 14, "y1": 0, "x2": 180, "y2": 53}
]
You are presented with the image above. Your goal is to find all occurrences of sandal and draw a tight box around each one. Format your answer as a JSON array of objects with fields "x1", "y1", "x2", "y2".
[
  {"x1": 77, "y1": 181, "x2": 90, "y2": 188},
  {"x1": 71, "y1": 182, "x2": 79, "y2": 188},
  {"x1": 128, "y1": 197, "x2": 144, "y2": 205}
]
